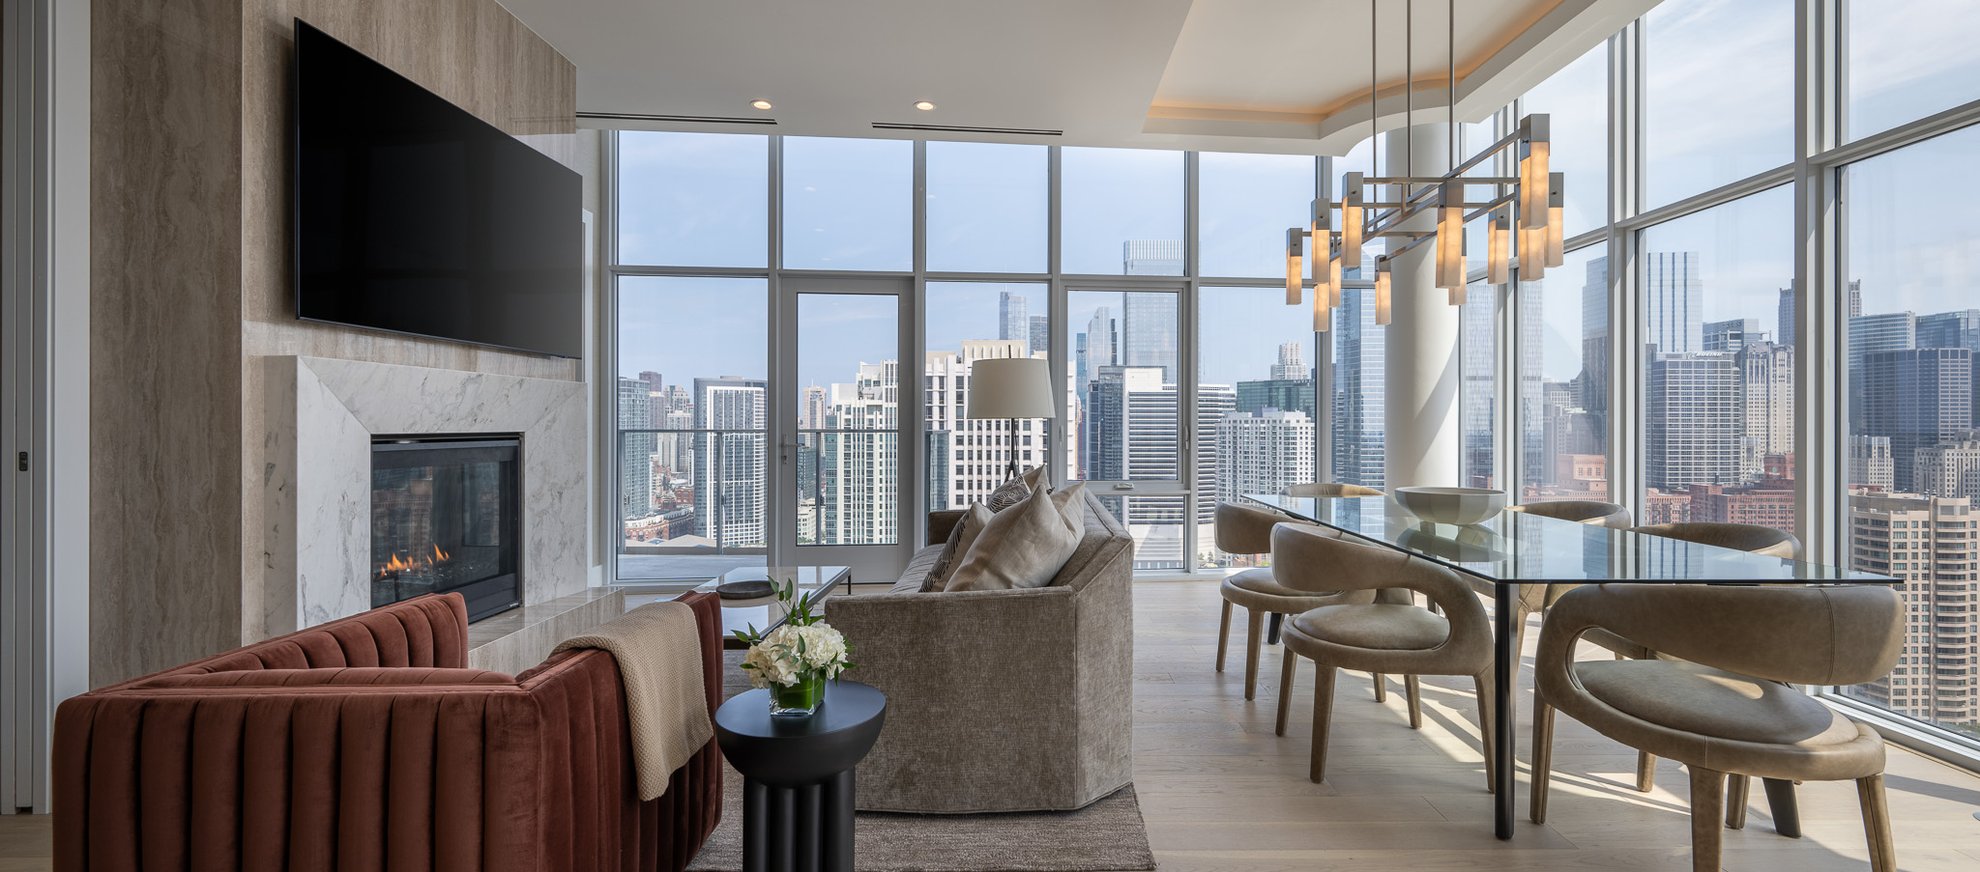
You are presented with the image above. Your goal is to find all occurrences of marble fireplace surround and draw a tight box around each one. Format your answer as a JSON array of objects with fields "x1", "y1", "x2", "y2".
[{"x1": 263, "y1": 356, "x2": 589, "y2": 635}]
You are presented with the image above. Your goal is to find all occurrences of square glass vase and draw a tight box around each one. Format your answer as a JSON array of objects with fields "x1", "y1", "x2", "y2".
[{"x1": 770, "y1": 674, "x2": 825, "y2": 717}]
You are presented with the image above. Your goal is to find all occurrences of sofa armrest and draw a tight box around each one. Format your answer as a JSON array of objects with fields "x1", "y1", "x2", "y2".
[
  {"x1": 926, "y1": 509, "x2": 967, "y2": 546},
  {"x1": 139, "y1": 667, "x2": 513, "y2": 689}
]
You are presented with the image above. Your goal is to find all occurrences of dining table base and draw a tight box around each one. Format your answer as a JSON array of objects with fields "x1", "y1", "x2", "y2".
[{"x1": 1494, "y1": 584, "x2": 1517, "y2": 839}]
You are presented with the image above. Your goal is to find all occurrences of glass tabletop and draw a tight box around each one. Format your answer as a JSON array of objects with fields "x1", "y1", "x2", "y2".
[{"x1": 1245, "y1": 494, "x2": 1896, "y2": 587}]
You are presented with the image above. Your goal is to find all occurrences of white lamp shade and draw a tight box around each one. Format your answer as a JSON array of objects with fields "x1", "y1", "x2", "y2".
[{"x1": 967, "y1": 358, "x2": 1056, "y2": 420}]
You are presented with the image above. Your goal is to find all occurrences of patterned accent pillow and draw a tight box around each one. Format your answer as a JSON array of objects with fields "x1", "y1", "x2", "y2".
[
  {"x1": 984, "y1": 476, "x2": 1033, "y2": 512},
  {"x1": 921, "y1": 504, "x2": 993, "y2": 592}
]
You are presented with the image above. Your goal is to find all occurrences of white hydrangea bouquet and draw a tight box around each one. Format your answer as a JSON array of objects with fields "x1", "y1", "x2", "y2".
[{"x1": 734, "y1": 578, "x2": 853, "y2": 716}]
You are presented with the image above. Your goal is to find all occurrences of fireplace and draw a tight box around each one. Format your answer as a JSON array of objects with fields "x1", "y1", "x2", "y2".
[{"x1": 371, "y1": 436, "x2": 521, "y2": 622}]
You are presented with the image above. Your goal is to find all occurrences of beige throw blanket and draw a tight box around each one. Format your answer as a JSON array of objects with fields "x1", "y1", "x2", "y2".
[{"x1": 553, "y1": 601, "x2": 713, "y2": 801}]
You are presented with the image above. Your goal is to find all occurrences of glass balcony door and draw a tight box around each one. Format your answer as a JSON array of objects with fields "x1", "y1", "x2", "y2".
[{"x1": 776, "y1": 279, "x2": 913, "y2": 580}]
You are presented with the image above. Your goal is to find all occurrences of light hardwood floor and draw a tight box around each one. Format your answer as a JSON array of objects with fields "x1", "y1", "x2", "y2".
[
  {"x1": 6, "y1": 578, "x2": 1979, "y2": 870},
  {"x1": 1133, "y1": 578, "x2": 1980, "y2": 871}
]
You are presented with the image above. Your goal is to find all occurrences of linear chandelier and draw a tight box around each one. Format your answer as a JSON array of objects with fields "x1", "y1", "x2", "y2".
[{"x1": 1287, "y1": 0, "x2": 1563, "y2": 332}]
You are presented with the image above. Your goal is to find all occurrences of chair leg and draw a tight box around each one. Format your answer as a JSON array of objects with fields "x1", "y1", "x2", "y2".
[
  {"x1": 1530, "y1": 700, "x2": 1555, "y2": 824},
  {"x1": 1308, "y1": 664, "x2": 1338, "y2": 783},
  {"x1": 1244, "y1": 609, "x2": 1265, "y2": 700},
  {"x1": 1472, "y1": 669, "x2": 1497, "y2": 793},
  {"x1": 1689, "y1": 767, "x2": 1726, "y2": 872},
  {"x1": 1636, "y1": 750, "x2": 1658, "y2": 792},
  {"x1": 1275, "y1": 647, "x2": 1298, "y2": 737},
  {"x1": 1404, "y1": 674, "x2": 1422, "y2": 729},
  {"x1": 1858, "y1": 774, "x2": 1897, "y2": 872},
  {"x1": 1372, "y1": 673, "x2": 1388, "y2": 702},
  {"x1": 1725, "y1": 774, "x2": 1749, "y2": 830},
  {"x1": 1215, "y1": 600, "x2": 1233, "y2": 673}
]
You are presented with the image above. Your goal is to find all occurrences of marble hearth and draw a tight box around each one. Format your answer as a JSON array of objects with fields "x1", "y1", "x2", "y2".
[{"x1": 262, "y1": 356, "x2": 590, "y2": 634}]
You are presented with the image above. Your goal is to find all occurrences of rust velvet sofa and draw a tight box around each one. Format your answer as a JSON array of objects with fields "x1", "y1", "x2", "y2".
[{"x1": 52, "y1": 591, "x2": 723, "y2": 872}]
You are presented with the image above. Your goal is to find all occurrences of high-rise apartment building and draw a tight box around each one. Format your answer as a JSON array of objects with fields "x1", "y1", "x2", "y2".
[
  {"x1": 693, "y1": 376, "x2": 768, "y2": 548},
  {"x1": 814, "y1": 362, "x2": 899, "y2": 546},
  {"x1": 1645, "y1": 353, "x2": 1742, "y2": 491},
  {"x1": 1333, "y1": 287, "x2": 1387, "y2": 488},
  {"x1": 1845, "y1": 493, "x2": 1980, "y2": 733},
  {"x1": 1861, "y1": 348, "x2": 1974, "y2": 491},
  {"x1": 617, "y1": 377, "x2": 655, "y2": 522},
  {"x1": 924, "y1": 340, "x2": 1039, "y2": 509},
  {"x1": 1645, "y1": 251, "x2": 1703, "y2": 355},
  {"x1": 1215, "y1": 409, "x2": 1314, "y2": 506},
  {"x1": 1850, "y1": 434, "x2": 1896, "y2": 491},
  {"x1": 1462, "y1": 287, "x2": 1496, "y2": 487},
  {"x1": 1029, "y1": 316, "x2": 1050, "y2": 359},
  {"x1": 1913, "y1": 433, "x2": 1980, "y2": 500},
  {"x1": 1084, "y1": 366, "x2": 1229, "y2": 568}
]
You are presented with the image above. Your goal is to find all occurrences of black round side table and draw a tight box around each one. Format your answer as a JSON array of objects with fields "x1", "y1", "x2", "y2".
[{"x1": 714, "y1": 680, "x2": 886, "y2": 872}]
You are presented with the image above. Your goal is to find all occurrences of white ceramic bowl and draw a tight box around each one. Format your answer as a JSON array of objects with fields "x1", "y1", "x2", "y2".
[{"x1": 1393, "y1": 486, "x2": 1506, "y2": 526}]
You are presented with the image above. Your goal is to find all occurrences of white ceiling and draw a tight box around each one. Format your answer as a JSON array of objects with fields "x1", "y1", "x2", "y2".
[{"x1": 497, "y1": 0, "x2": 1656, "y2": 155}]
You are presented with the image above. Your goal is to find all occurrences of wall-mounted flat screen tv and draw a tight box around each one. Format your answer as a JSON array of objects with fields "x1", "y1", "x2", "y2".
[{"x1": 294, "y1": 19, "x2": 582, "y2": 358}]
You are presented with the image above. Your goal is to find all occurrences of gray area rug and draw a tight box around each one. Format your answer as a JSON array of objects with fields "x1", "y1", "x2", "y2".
[{"x1": 690, "y1": 652, "x2": 1156, "y2": 872}]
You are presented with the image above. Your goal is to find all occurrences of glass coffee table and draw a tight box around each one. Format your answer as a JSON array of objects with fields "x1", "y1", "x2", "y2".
[{"x1": 695, "y1": 565, "x2": 851, "y2": 650}]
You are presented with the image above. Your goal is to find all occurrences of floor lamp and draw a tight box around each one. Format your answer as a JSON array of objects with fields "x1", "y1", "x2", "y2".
[{"x1": 965, "y1": 357, "x2": 1056, "y2": 481}]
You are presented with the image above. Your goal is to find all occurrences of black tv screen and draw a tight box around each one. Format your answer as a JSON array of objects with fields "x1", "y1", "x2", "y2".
[{"x1": 294, "y1": 19, "x2": 582, "y2": 358}]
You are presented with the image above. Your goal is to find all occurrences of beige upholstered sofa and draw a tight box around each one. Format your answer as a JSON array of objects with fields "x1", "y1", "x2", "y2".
[{"x1": 828, "y1": 489, "x2": 1135, "y2": 813}]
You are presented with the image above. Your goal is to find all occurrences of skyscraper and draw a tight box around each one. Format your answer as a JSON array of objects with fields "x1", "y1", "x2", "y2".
[
  {"x1": 1860, "y1": 348, "x2": 1974, "y2": 491},
  {"x1": 1778, "y1": 286, "x2": 1796, "y2": 348},
  {"x1": 1121, "y1": 292, "x2": 1177, "y2": 380},
  {"x1": 1845, "y1": 493, "x2": 1980, "y2": 731},
  {"x1": 1461, "y1": 287, "x2": 1496, "y2": 487},
  {"x1": 1918, "y1": 309, "x2": 1980, "y2": 354},
  {"x1": 998, "y1": 292, "x2": 1029, "y2": 353},
  {"x1": 693, "y1": 376, "x2": 768, "y2": 547},
  {"x1": 1738, "y1": 342, "x2": 1795, "y2": 482},
  {"x1": 1849, "y1": 434, "x2": 1895, "y2": 491},
  {"x1": 638, "y1": 371, "x2": 667, "y2": 428},
  {"x1": 1913, "y1": 433, "x2": 1980, "y2": 499},
  {"x1": 1645, "y1": 251, "x2": 1704, "y2": 355},
  {"x1": 815, "y1": 362, "x2": 899, "y2": 547},
  {"x1": 1028, "y1": 315, "x2": 1049, "y2": 359},
  {"x1": 1333, "y1": 287, "x2": 1387, "y2": 488},
  {"x1": 1215, "y1": 409, "x2": 1314, "y2": 506},
  {"x1": 1270, "y1": 342, "x2": 1305, "y2": 380},
  {"x1": 1849, "y1": 311, "x2": 1919, "y2": 374},
  {"x1": 617, "y1": 377, "x2": 655, "y2": 521},
  {"x1": 1123, "y1": 239, "x2": 1184, "y2": 275},
  {"x1": 1704, "y1": 318, "x2": 1762, "y2": 351},
  {"x1": 924, "y1": 340, "x2": 1036, "y2": 509},
  {"x1": 1645, "y1": 353, "x2": 1742, "y2": 491}
]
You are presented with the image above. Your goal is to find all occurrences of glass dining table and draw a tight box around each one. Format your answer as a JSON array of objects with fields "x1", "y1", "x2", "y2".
[{"x1": 1244, "y1": 493, "x2": 1898, "y2": 840}]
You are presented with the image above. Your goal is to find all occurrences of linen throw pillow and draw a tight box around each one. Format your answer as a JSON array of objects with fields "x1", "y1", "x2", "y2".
[
  {"x1": 944, "y1": 483, "x2": 1086, "y2": 593},
  {"x1": 921, "y1": 503, "x2": 994, "y2": 592}
]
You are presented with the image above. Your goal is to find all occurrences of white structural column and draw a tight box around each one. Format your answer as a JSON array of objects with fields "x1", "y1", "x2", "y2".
[{"x1": 1383, "y1": 124, "x2": 1461, "y2": 488}]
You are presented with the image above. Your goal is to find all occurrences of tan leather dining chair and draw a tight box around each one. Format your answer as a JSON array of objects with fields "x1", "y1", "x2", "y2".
[
  {"x1": 1271, "y1": 523, "x2": 1497, "y2": 787},
  {"x1": 1283, "y1": 482, "x2": 1385, "y2": 498},
  {"x1": 1533, "y1": 583, "x2": 1903, "y2": 872},
  {"x1": 1214, "y1": 502, "x2": 1377, "y2": 700}
]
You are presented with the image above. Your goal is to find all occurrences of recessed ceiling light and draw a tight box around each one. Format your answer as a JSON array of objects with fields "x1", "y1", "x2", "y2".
[
  {"x1": 913, "y1": 100, "x2": 937, "y2": 111},
  {"x1": 750, "y1": 99, "x2": 774, "y2": 111}
]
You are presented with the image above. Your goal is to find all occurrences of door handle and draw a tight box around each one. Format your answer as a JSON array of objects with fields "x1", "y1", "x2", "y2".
[{"x1": 1113, "y1": 483, "x2": 1136, "y2": 491}]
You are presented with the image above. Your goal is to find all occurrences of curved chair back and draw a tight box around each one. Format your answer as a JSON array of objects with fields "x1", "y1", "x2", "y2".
[
  {"x1": 1509, "y1": 499, "x2": 1632, "y2": 529},
  {"x1": 1272, "y1": 524, "x2": 1487, "y2": 634},
  {"x1": 1284, "y1": 482, "x2": 1384, "y2": 498},
  {"x1": 1632, "y1": 522, "x2": 1801, "y2": 559},
  {"x1": 1215, "y1": 501, "x2": 1304, "y2": 556},
  {"x1": 1540, "y1": 583, "x2": 1902, "y2": 687}
]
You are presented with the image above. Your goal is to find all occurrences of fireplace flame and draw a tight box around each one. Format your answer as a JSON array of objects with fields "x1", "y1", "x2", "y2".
[{"x1": 376, "y1": 544, "x2": 451, "y2": 579}]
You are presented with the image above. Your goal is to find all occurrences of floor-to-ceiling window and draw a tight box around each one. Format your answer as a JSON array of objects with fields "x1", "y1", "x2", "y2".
[
  {"x1": 1839, "y1": 125, "x2": 1980, "y2": 739},
  {"x1": 1637, "y1": 187, "x2": 1796, "y2": 531}
]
